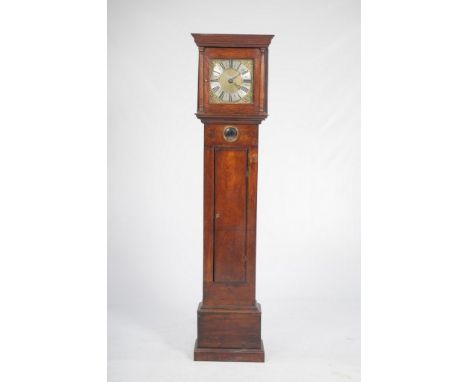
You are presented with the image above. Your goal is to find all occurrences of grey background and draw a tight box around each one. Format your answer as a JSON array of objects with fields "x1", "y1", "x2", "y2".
[{"x1": 108, "y1": 0, "x2": 360, "y2": 380}]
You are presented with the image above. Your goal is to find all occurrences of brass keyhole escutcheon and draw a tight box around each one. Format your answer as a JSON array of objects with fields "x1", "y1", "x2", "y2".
[{"x1": 223, "y1": 126, "x2": 239, "y2": 142}]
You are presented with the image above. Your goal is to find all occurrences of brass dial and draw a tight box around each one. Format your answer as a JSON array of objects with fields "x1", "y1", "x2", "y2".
[{"x1": 209, "y1": 59, "x2": 253, "y2": 104}]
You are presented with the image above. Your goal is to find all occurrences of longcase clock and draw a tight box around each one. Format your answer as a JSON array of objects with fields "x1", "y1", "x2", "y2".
[{"x1": 192, "y1": 33, "x2": 273, "y2": 362}]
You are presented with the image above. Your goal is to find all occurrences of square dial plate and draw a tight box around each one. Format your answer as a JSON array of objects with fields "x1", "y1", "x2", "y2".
[{"x1": 209, "y1": 59, "x2": 254, "y2": 104}]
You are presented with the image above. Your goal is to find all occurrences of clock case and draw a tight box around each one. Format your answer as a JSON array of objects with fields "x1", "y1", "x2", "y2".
[{"x1": 192, "y1": 34, "x2": 273, "y2": 362}]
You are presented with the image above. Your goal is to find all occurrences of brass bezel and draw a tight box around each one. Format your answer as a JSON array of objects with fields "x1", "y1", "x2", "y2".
[{"x1": 223, "y1": 126, "x2": 239, "y2": 142}]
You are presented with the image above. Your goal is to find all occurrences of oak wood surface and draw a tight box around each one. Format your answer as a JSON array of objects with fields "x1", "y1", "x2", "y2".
[
  {"x1": 194, "y1": 340, "x2": 265, "y2": 362},
  {"x1": 213, "y1": 147, "x2": 248, "y2": 283},
  {"x1": 192, "y1": 33, "x2": 274, "y2": 48}
]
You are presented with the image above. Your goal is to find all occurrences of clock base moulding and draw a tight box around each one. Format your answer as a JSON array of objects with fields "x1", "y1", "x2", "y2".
[{"x1": 194, "y1": 340, "x2": 265, "y2": 363}]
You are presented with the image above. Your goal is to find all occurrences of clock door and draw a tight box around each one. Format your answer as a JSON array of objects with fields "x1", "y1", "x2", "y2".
[
  {"x1": 213, "y1": 147, "x2": 248, "y2": 283},
  {"x1": 202, "y1": 48, "x2": 263, "y2": 115},
  {"x1": 203, "y1": 124, "x2": 258, "y2": 306}
]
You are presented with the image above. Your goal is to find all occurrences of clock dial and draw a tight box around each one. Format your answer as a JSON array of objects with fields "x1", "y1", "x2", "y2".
[{"x1": 209, "y1": 59, "x2": 253, "y2": 104}]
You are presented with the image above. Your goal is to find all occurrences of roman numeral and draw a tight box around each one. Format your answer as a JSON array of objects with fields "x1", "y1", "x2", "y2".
[
  {"x1": 219, "y1": 62, "x2": 225, "y2": 69},
  {"x1": 219, "y1": 90, "x2": 225, "y2": 99},
  {"x1": 229, "y1": 59, "x2": 233, "y2": 68},
  {"x1": 240, "y1": 86, "x2": 249, "y2": 93},
  {"x1": 228, "y1": 93, "x2": 232, "y2": 102},
  {"x1": 212, "y1": 86, "x2": 220, "y2": 93},
  {"x1": 243, "y1": 79, "x2": 251, "y2": 83}
]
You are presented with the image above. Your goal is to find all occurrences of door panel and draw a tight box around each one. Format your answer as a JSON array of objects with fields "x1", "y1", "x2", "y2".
[{"x1": 213, "y1": 148, "x2": 248, "y2": 283}]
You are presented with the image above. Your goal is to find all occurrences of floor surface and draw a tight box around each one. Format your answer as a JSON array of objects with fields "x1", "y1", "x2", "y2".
[{"x1": 108, "y1": 298, "x2": 360, "y2": 382}]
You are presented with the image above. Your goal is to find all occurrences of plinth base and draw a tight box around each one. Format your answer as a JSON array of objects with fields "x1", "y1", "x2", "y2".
[
  {"x1": 194, "y1": 340, "x2": 264, "y2": 362},
  {"x1": 194, "y1": 302, "x2": 264, "y2": 362}
]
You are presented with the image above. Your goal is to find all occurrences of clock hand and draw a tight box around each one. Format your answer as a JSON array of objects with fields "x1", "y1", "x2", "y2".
[{"x1": 228, "y1": 73, "x2": 241, "y2": 83}]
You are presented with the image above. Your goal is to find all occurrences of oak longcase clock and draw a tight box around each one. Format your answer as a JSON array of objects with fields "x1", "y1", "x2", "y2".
[{"x1": 192, "y1": 33, "x2": 273, "y2": 362}]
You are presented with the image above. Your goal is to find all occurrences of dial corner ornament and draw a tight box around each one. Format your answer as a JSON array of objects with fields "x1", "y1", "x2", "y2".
[{"x1": 209, "y1": 59, "x2": 253, "y2": 104}]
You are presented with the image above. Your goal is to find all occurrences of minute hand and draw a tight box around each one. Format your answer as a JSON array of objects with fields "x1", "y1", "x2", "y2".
[{"x1": 228, "y1": 73, "x2": 241, "y2": 83}]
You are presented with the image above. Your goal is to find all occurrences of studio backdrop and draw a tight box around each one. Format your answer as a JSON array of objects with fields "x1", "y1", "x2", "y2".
[{"x1": 108, "y1": 0, "x2": 360, "y2": 380}]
